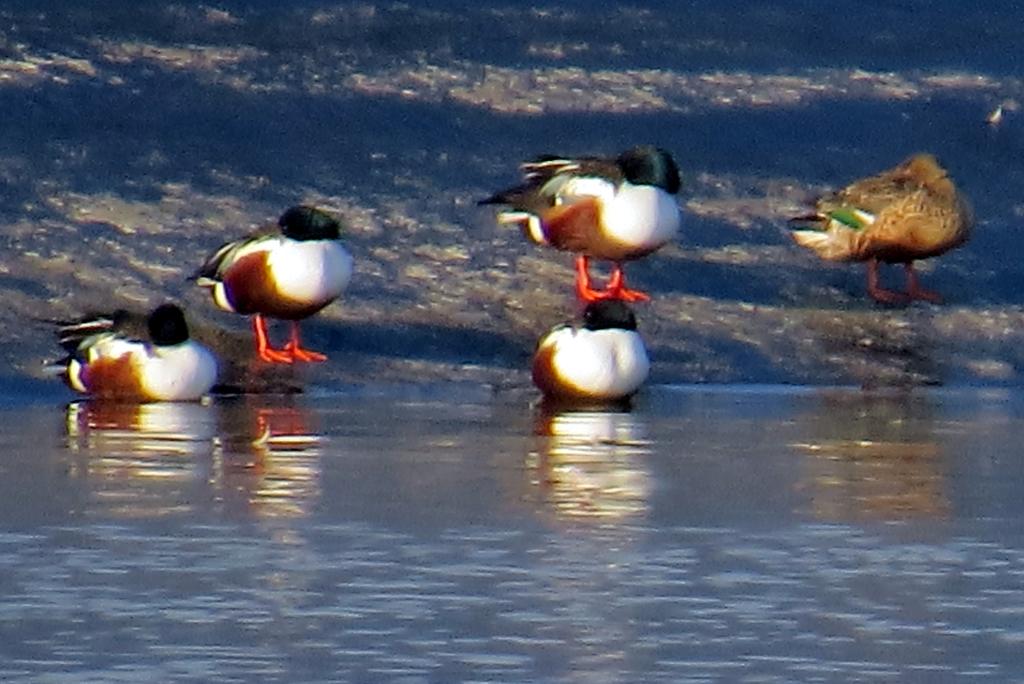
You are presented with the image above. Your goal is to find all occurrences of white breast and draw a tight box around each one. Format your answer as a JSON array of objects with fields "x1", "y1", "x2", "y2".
[
  {"x1": 545, "y1": 327, "x2": 650, "y2": 399},
  {"x1": 267, "y1": 240, "x2": 353, "y2": 306},
  {"x1": 601, "y1": 183, "x2": 681, "y2": 249},
  {"x1": 139, "y1": 342, "x2": 218, "y2": 401}
]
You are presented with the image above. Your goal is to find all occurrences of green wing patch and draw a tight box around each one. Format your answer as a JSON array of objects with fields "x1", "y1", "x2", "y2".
[{"x1": 827, "y1": 207, "x2": 874, "y2": 230}]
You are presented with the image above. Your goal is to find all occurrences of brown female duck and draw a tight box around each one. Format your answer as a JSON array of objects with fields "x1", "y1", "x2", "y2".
[{"x1": 791, "y1": 154, "x2": 972, "y2": 303}]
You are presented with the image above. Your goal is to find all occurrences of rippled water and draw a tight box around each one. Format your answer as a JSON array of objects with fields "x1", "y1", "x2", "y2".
[{"x1": 2, "y1": 385, "x2": 1024, "y2": 682}]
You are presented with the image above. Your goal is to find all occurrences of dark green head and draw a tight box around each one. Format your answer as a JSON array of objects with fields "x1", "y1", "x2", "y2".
[
  {"x1": 147, "y1": 303, "x2": 190, "y2": 346},
  {"x1": 583, "y1": 300, "x2": 638, "y2": 332},
  {"x1": 279, "y1": 205, "x2": 342, "y2": 241},
  {"x1": 617, "y1": 146, "x2": 681, "y2": 194}
]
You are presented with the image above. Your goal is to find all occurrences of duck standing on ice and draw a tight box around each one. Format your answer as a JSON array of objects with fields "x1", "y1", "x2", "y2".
[
  {"x1": 481, "y1": 145, "x2": 682, "y2": 302},
  {"x1": 790, "y1": 153, "x2": 972, "y2": 304},
  {"x1": 193, "y1": 205, "x2": 353, "y2": 363}
]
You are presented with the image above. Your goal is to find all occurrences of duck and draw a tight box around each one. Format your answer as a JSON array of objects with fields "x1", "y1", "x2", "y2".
[
  {"x1": 49, "y1": 303, "x2": 218, "y2": 402},
  {"x1": 790, "y1": 153, "x2": 972, "y2": 304},
  {"x1": 480, "y1": 145, "x2": 682, "y2": 302},
  {"x1": 532, "y1": 300, "x2": 650, "y2": 402},
  {"x1": 193, "y1": 205, "x2": 353, "y2": 363}
]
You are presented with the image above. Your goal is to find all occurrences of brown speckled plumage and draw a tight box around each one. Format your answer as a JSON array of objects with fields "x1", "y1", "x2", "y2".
[{"x1": 791, "y1": 154, "x2": 973, "y2": 303}]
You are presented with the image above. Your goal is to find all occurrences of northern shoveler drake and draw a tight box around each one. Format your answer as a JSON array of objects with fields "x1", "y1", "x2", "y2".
[
  {"x1": 193, "y1": 205, "x2": 353, "y2": 363},
  {"x1": 480, "y1": 145, "x2": 682, "y2": 302},
  {"x1": 50, "y1": 303, "x2": 218, "y2": 402},
  {"x1": 532, "y1": 300, "x2": 650, "y2": 402},
  {"x1": 790, "y1": 153, "x2": 973, "y2": 304}
]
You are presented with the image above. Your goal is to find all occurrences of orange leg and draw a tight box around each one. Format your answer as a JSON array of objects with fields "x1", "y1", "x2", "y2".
[
  {"x1": 574, "y1": 256, "x2": 651, "y2": 302},
  {"x1": 253, "y1": 314, "x2": 293, "y2": 364},
  {"x1": 903, "y1": 263, "x2": 943, "y2": 303},
  {"x1": 866, "y1": 258, "x2": 908, "y2": 304},
  {"x1": 605, "y1": 264, "x2": 651, "y2": 302},
  {"x1": 283, "y1": 322, "x2": 327, "y2": 362},
  {"x1": 574, "y1": 255, "x2": 607, "y2": 302}
]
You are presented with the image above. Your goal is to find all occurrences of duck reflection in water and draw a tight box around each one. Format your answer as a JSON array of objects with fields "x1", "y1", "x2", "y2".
[
  {"x1": 64, "y1": 400, "x2": 217, "y2": 517},
  {"x1": 62, "y1": 397, "x2": 323, "y2": 519},
  {"x1": 212, "y1": 396, "x2": 323, "y2": 519},
  {"x1": 791, "y1": 391, "x2": 949, "y2": 521},
  {"x1": 528, "y1": 403, "x2": 652, "y2": 523},
  {"x1": 66, "y1": 400, "x2": 216, "y2": 457}
]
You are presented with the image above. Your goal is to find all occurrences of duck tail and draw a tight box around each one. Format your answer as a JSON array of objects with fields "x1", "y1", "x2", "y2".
[
  {"x1": 788, "y1": 213, "x2": 824, "y2": 225},
  {"x1": 477, "y1": 192, "x2": 507, "y2": 206},
  {"x1": 40, "y1": 355, "x2": 72, "y2": 379},
  {"x1": 790, "y1": 228, "x2": 858, "y2": 261},
  {"x1": 478, "y1": 182, "x2": 533, "y2": 207}
]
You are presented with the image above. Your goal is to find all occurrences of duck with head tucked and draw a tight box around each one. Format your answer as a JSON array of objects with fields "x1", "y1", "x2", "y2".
[
  {"x1": 532, "y1": 300, "x2": 650, "y2": 403},
  {"x1": 49, "y1": 303, "x2": 218, "y2": 402},
  {"x1": 193, "y1": 205, "x2": 353, "y2": 364},
  {"x1": 481, "y1": 145, "x2": 682, "y2": 302},
  {"x1": 790, "y1": 153, "x2": 972, "y2": 304}
]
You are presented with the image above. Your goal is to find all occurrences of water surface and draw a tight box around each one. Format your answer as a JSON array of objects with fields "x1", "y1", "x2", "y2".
[{"x1": 2, "y1": 385, "x2": 1024, "y2": 682}]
